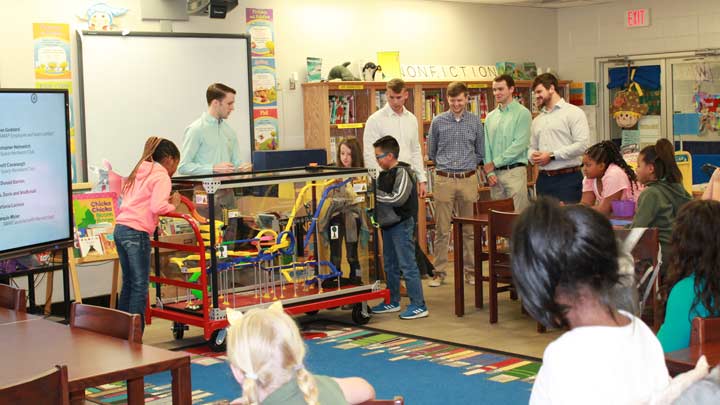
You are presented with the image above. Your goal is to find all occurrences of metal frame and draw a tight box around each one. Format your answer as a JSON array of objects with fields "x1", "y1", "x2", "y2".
[
  {"x1": 594, "y1": 48, "x2": 720, "y2": 143},
  {"x1": 147, "y1": 167, "x2": 387, "y2": 341}
]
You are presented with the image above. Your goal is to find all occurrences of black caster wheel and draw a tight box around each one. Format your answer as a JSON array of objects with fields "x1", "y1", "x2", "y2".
[
  {"x1": 352, "y1": 303, "x2": 371, "y2": 325},
  {"x1": 172, "y1": 322, "x2": 187, "y2": 340},
  {"x1": 208, "y1": 328, "x2": 227, "y2": 352}
]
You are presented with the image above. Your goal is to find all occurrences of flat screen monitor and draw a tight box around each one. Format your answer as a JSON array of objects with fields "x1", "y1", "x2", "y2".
[{"x1": 0, "y1": 89, "x2": 73, "y2": 260}]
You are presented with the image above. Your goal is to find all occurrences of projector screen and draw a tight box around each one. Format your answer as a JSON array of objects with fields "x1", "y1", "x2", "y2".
[
  {"x1": 0, "y1": 89, "x2": 74, "y2": 260},
  {"x1": 78, "y1": 31, "x2": 253, "y2": 177}
]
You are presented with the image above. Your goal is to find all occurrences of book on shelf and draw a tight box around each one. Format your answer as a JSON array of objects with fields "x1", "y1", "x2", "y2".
[
  {"x1": 422, "y1": 91, "x2": 444, "y2": 121},
  {"x1": 329, "y1": 95, "x2": 355, "y2": 124},
  {"x1": 375, "y1": 90, "x2": 387, "y2": 110},
  {"x1": 426, "y1": 230, "x2": 435, "y2": 257},
  {"x1": 329, "y1": 136, "x2": 338, "y2": 164},
  {"x1": 425, "y1": 199, "x2": 436, "y2": 222},
  {"x1": 424, "y1": 166, "x2": 434, "y2": 193}
]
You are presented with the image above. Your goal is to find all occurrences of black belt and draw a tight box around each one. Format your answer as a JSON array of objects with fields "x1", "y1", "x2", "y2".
[
  {"x1": 495, "y1": 163, "x2": 526, "y2": 171},
  {"x1": 540, "y1": 166, "x2": 582, "y2": 176}
]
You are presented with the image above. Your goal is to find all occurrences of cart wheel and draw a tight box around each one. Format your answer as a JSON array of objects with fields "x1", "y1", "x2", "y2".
[
  {"x1": 305, "y1": 310, "x2": 319, "y2": 316},
  {"x1": 208, "y1": 328, "x2": 227, "y2": 352},
  {"x1": 172, "y1": 322, "x2": 186, "y2": 340},
  {"x1": 352, "y1": 303, "x2": 371, "y2": 325}
]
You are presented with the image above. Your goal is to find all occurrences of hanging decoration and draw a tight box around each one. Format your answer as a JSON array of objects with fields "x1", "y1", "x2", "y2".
[
  {"x1": 693, "y1": 63, "x2": 720, "y2": 133},
  {"x1": 609, "y1": 67, "x2": 649, "y2": 129}
]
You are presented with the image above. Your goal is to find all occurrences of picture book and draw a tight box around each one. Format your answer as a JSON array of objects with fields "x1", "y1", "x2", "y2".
[{"x1": 72, "y1": 192, "x2": 119, "y2": 258}]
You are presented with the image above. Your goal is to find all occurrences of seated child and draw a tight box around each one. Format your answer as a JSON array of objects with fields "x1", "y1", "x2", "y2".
[
  {"x1": 580, "y1": 141, "x2": 639, "y2": 216},
  {"x1": 226, "y1": 302, "x2": 375, "y2": 405},
  {"x1": 657, "y1": 200, "x2": 720, "y2": 353},
  {"x1": 632, "y1": 138, "x2": 692, "y2": 276},
  {"x1": 512, "y1": 198, "x2": 669, "y2": 404}
]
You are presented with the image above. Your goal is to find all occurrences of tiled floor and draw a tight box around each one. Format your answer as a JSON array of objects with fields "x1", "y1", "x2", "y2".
[{"x1": 143, "y1": 270, "x2": 559, "y2": 359}]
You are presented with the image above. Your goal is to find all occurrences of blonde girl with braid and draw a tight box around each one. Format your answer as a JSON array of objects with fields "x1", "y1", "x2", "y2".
[
  {"x1": 226, "y1": 302, "x2": 375, "y2": 405},
  {"x1": 114, "y1": 137, "x2": 180, "y2": 332}
]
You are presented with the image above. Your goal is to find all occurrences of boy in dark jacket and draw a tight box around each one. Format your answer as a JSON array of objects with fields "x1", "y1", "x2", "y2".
[{"x1": 370, "y1": 136, "x2": 428, "y2": 319}]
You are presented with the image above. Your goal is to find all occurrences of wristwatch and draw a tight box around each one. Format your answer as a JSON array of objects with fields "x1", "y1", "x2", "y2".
[{"x1": 549, "y1": 153, "x2": 556, "y2": 161}]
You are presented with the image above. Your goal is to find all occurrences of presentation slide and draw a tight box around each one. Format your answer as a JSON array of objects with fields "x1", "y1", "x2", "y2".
[{"x1": 0, "y1": 91, "x2": 72, "y2": 255}]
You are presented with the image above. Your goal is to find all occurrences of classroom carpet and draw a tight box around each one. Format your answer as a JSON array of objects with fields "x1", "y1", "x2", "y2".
[{"x1": 86, "y1": 322, "x2": 540, "y2": 405}]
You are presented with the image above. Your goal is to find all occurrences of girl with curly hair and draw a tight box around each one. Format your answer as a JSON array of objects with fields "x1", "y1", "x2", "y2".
[{"x1": 580, "y1": 140, "x2": 640, "y2": 216}]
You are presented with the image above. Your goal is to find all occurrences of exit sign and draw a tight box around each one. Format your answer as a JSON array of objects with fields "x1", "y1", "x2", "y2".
[{"x1": 626, "y1": 9, "x2": 650, "y2": 28}]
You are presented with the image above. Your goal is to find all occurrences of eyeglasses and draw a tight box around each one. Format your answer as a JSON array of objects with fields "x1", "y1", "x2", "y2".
[{"x1": 375, "y1": 152, "x2": 388, "y2": 160}]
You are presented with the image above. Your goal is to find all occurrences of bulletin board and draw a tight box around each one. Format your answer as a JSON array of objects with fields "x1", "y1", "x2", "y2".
[{"x1": 76, "y1": 31, "x2": 254, "y2": 178}]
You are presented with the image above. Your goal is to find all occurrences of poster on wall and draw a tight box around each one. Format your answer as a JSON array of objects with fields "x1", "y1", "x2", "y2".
[
  {"x1": 253, "y1": 109, "x2": 279, "y2": 150},
  {"x1": 247, "y1": 8, "x2": 278, "y2": 150},
  {"x1": 33, "y1": 23, "x2": 71, "y2": 80},
  {"x1": 246, "y1": 8, "x2": 274, "y2": 58},
  {"x1": 34, "y1": 23, "x2": 78, "y2": 183},
  {"x1": 252, "y1": 58, "x2": 277, "y2": 108}
]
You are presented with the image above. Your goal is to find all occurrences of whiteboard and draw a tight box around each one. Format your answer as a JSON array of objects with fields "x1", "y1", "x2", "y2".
[{"x1": 78, "y1": 31, "x2": 253, "y2": 177}]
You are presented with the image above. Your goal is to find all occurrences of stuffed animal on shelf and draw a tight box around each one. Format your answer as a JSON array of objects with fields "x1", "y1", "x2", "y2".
[
  {"x1": 362, "y1": 62, "x2": 380, "y2": 81},
  {"x1": 611, "y1": 89, "x2": 649, "y2": 129},
  {"x1": 328, "y1": 62, "x2": 359, "y2": 81}
]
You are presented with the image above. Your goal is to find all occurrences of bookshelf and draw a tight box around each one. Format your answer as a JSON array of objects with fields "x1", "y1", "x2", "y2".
[{"x1": 303, "y1": 79, "x2": 571, "y2": 255}]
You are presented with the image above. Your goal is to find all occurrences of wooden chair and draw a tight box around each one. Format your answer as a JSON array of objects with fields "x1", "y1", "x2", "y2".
[
  {"x1": 615, "y1": 228, "x2": 662, "y2": 330},
  {"x1": 359, "y1": 397, "x2": 404, "y2": 405},
  {"x1": 526, "y1": 163, "x2": 539, "y2": 200},
  {"x1": 0, "y1": 365, "x2": 69, "y2": 405},
  {"x1": 690, "y1": 317, "x2": 720, "y2": 345},
  {"x1": 70, "y1": 302, "x2": 143, "y2": 344},
  {"x1": 0, "y1": 283, "x2": 26, "y2": 312},
  {"x1": 487, "y1": 209, "x2": 517, "y2": 324},
  {"x1": 473, "y1": 197, "x2": 515, "y2": 308}
]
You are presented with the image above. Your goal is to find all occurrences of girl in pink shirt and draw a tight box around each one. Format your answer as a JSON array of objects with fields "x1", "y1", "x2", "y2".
[
  {"x1": 114, "y1": 137, "x2": 180, "y2": 331},
  {"x1": 581, "y1": 141, "x2": 639, "y2": 216}
]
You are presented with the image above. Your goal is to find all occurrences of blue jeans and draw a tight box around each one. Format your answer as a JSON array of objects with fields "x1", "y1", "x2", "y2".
[
  {"x1": 382, "y1": 217, "x2": 425, "y2": 307},
  {"x1": 114, "y1": 224, "x2": 151, "y2": 329}
]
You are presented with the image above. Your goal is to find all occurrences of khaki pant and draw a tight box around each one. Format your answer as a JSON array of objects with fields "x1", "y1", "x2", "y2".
[
  {"x1": 489, "y1": 165, "x2": 530, "y2": 212},
  {"x1": 433, "y1": 174, "x2": 479, "y2": 277}
]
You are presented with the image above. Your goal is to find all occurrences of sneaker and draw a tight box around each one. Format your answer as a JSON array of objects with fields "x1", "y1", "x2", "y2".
[
  {"x1": 428, "y1": 274, "x2": 445, "y2": 287},
  {"x1": 399, "y1": 304, "x2": 429, "y2": 320},
  {"x1": 371, "y1": 302, "x2": 401, "y2": 313},
  {"x1": 465, "y1": 273, "x2": 476, "y2": 285}
]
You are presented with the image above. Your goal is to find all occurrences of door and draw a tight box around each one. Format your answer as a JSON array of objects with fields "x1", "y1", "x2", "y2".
[{"x1": 597, "y1": 58, "x2": 666, "y2": 148}]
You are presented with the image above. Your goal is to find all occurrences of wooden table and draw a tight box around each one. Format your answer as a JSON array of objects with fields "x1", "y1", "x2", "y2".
[
  {"x1": 0, "y1": 307, "x2": 42, "y2": 325},
  {"x1": 665, "y1": 342, "x2": 720, "y2": 376},
  {"x1": 0, "y1": 319, "x2": 191, "y2": 405},
  {"x1": 451, "y1": 213, "x2": 488, "y2": 317}
]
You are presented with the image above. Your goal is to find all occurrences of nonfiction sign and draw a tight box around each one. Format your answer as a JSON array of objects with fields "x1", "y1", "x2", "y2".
[{"x1": 401, "y1": 64, "x2": 498, "y2": 81}]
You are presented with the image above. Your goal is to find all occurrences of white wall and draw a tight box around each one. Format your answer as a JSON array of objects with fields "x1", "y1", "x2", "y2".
[
  {"x1": 558, "y1": 0, "x2": 720, "y2": 81},
  {"x1": 1, "y1": 0, "x2": 557, "y2": 301},
  {"x1": 1, "y1": 0, "x2": 559, "y2": 152}
]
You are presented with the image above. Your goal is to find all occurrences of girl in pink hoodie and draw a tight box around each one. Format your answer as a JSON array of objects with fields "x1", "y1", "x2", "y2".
[{"x1": 114, "y1": 137, "x2": 180, "y2": 331}]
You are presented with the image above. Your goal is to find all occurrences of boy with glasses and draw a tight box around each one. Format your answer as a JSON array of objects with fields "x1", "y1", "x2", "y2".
[{"x1": 370, "y1": 136, "x2": 428, "y2": 319}]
